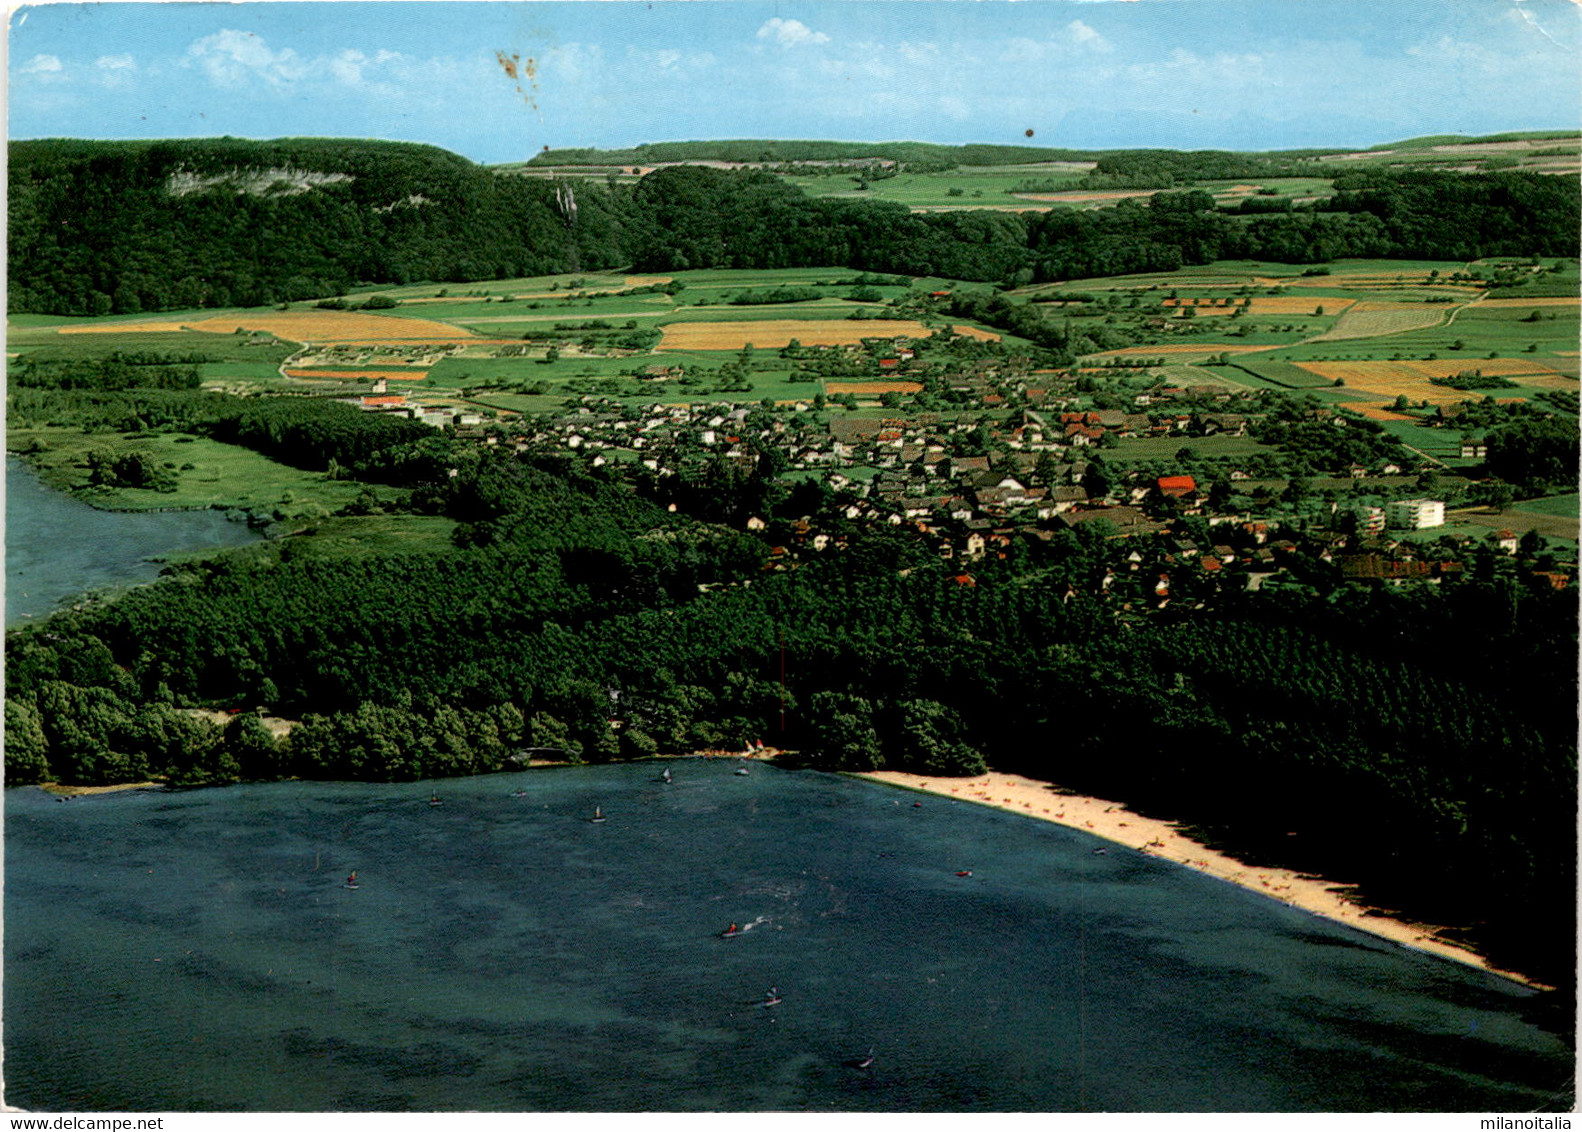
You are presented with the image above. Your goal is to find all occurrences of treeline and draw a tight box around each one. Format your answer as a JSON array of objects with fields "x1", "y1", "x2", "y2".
[
  {"x1": 207, "y1": 397, "x2": 435, "y2": 473},
  {"x1": 8, "y1": 137, "x2": 632, "y2": 315},
  {"x1": 1078, "y1": 148, "x2": 1329, "y2": 189},
  {"x1": 529, "y1": 139, "x2": 1099, "y2": 168},
  {"x1": 11, "y1": 138, "x2": 1579, "y2": 314},
  {"x1": 12, "y1": 352, "x2": 202, "y2": 392}
]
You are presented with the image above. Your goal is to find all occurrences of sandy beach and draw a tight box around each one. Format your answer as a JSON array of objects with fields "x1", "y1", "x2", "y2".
[{"x1": 854, "y1": 768, "x2": 1548, "y2": 990}]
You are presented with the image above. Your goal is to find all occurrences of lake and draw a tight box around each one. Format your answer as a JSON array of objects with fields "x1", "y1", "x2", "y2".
[
  {"x1": 5, "y1": 455, "x2": 261, "y2": 627},
  {"x1": 4, "y1": 761, "x2": 1571, "y2": 1112}
]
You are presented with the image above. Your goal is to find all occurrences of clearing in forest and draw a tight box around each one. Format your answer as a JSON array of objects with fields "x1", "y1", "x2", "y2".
[{"x1": 656, "y1": 319, "x2": 998, "y2": 351}]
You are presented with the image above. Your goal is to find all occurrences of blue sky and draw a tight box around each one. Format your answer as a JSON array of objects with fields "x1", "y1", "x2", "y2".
[{"x1": 9, "y1": 1, "x2": 1581, "y2": 163}]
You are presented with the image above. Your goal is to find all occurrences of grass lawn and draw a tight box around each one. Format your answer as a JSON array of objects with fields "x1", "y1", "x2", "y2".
[
  {"x1": 1226, "y1": 357, "x2": 1336, "y2": 388},
  {"x1": 1510, "y1": 493, "x2": 1579, "y2": 519},
  {"x1": 1107, "y1": 434, "x2": 1271, "y2": 462},
  {"x1": 8, "y1": 326, "x2": 293, "y2": 363},
  {"x1": 9, "y1": 429, "x2": 381, "y2": 517}
]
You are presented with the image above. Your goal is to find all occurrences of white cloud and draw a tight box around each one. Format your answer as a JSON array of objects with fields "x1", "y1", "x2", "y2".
[
  {"x1": 628, "y1": 46, "x2": 716, "y2": 76},
  {"x1": 329, "y1": 49, "x2": 369, "y2": 85},
  {"x1": 20, "y1": 54, "x2": 62, "y2": 74},
  {"x1": 895, "y1": 41, "x2": 942, "y2": 66},
  {"x1": 95, "y1": 54, "x2": 135, "y2": 71},
  {"x1": 1067, "y1": 19, "x2": 1112, "y2": 51},
  {"x1": 185, "y1": 29, "x2": 308, "y2": 88},
  {"x1": 757, "y1": 18, "x2": 830, "y2": 48}
]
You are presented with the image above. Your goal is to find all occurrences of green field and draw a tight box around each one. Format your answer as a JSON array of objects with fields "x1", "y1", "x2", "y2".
[
  {"x1": 1107, "y1": 434, "x2": 1270, "y2": 462},
  {"x1": 8, "y1": 429, "x2": 385, "y2": 517},
  {"x1": 1509, "y1": 493, "x2": 1579, "y2": 519}
]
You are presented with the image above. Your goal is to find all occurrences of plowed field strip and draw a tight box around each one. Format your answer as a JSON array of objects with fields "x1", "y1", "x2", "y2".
[
  {"x1": 58, "y1": 311, "x2": 476, "y2": 342},
  {"x1": 1089, "y1": 343, "x2": 1280, "y2": 358},
  {"x1": 824, "y1": 381, "x2": 925, "y2": 394},
  {"x1": 1346, "y1": 403, "x2": 1415, "y2": 421},
  {"x1": 283, "y1": 369, "x2": 430, "y2": 381},
  {"x1": 657, "y1": 320, "x2": 997, "y2": 350},
  {"x1": 1298, "y1": 358, "x2": 1561, "y2": 381}
]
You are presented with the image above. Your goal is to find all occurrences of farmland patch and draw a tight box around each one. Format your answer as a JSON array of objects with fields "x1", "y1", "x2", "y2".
[
  {"x1": 57, "y1": 310, "x2": 476, "y2": 343},
  {"x1": 282, "y1": 369, "x2": 430, "y2": 381},
  {"x1": 1164, "y1": 296, "x2": 1358, "y2": 317},
  {"x1": 1310, "y1": 302, "x2": 1450, "y2": 341},
  {"x1": 824, "y1": 381, "x2": 925, "y2": 395},
  {"x1": 656, "y1": 319, "x2": 997, "y2": 351}
]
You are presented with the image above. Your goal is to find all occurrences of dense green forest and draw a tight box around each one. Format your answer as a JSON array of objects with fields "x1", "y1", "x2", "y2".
[
  {"x1": 10, "y1": 138, "x2": 1579, "y2": 314},
  {"x1": 529, "y1": 139, "x2": 1104, "y2": 167},
  {"x1": 7, "y1": 137, "x2": 630, "y2": 314}
]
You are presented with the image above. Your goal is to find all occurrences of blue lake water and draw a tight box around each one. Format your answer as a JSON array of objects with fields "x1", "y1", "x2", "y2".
[
  {"x1": 4, "y1": 761, "x2": 1572, "y2": 1112},
  {"x1": 5, "y1": 455, "x2": 261, "y2": 627}
]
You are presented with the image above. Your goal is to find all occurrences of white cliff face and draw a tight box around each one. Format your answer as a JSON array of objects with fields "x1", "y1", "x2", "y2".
[{"x1": 166, "y1": 167, "x2": 356, "y2": 197}]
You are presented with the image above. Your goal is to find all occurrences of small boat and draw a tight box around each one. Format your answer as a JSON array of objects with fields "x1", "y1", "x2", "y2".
[
  {"x1": 589, "y1": 806, "x2": 607, "y2": 824},
  {"x1": 661, "y1": 767, "x2": 673, "y2": 784},
  {"x1": 955, "y1": 870, "x2": 973, "y2": 878},
  {"x1": 720, "y1": 923, "x2": 743, "y2": 939},
  {"x1": 510, "y1": 789, "x2": 528, "y2": 798},
  {"x1": 844, "y1": 1049, "x2": 875, "y2": 1070},
  {"x1": 735, "y1": 765, "x2": 751, "y2": 777},
  {"x1": 761, "y1": 986, "x2": 782, "y2": 1008},
  {"x1": 344, "y1": 871, "x2": 360, "y2": 891},
  {"x1": 428, "y1": 794, "x2": 443, "y2": 807}
]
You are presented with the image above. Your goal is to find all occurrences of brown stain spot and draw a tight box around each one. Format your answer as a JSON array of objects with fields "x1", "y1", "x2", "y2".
[{"x1": 495, "y1": 49, "x2": 540, "y2": 110}]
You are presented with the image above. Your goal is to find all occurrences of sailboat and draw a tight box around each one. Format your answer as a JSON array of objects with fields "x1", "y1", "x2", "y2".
[
  {"x1": 343, "y1": 871, "x2": 360, "y2": 890},
  {"x1": 589, "y1": 806, "x2": 607, "y2": 824}
]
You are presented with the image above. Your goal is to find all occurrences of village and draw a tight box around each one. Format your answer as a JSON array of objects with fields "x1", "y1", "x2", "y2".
[{"x1": 336, "y1": 328, "x2": 1573, "y2": 612}]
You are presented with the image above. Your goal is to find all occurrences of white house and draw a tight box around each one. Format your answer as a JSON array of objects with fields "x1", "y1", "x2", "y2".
[{"x1": 1385, "y1": 498, "x2": 1445, "y2": 530}]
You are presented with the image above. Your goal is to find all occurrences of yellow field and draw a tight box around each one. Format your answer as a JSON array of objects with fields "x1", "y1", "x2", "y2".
[
  {"x1": 58, "y1": 310, "x2": 475, "y2": 343},
  {"x1": 1346, "y1": 403, "x2": 1416, "y2": 421},
  {"x1": 1294, "y1": 358, "x2": 1567, "y2": 404},
  {"x1": 656, "y1": 319, "x2": 998, "y2": 351},
  {"x1": 283, "y1": 369, "x2": 430, "y2": 381},
  {"x1": 1302, "y1": 358, "x2": 1563, "y2": 382},
  {"x1": 824, "y1": 380, "x2": 925, "y2": 394}
]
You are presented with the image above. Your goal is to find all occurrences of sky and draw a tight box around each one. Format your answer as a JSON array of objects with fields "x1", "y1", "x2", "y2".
[{"x1": 8, "y1": 0, "x2": 1582, "y2": 164}]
